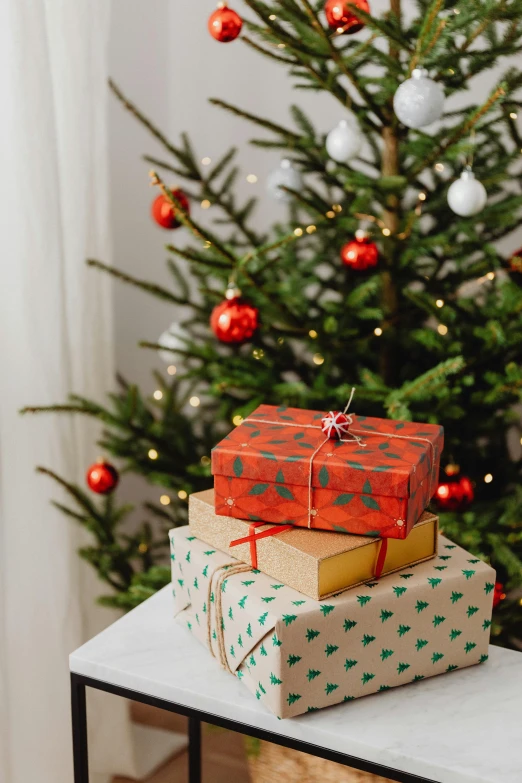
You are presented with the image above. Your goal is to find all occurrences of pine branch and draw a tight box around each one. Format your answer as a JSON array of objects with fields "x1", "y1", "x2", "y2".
[{"x1": 86, "y1": 258, "x2": 190, "y2": 304}]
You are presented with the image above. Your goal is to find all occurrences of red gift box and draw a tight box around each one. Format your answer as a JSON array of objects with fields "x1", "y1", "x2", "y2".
[{"x1": 212, "y1": 404, "x2": 444, "y2": 540}]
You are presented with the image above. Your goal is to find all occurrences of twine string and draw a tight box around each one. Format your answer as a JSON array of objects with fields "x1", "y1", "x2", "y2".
[{"x1": 206, "y1": 562, "x2": 251, "y2": 673}]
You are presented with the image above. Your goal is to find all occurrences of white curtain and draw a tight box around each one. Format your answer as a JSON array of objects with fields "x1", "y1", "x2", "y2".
[{"x1": 0, "y1": 2, "x2": 135, "y2": 782}]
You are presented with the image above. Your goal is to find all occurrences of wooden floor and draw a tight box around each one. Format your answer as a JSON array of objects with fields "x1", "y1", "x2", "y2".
[{"x1": 112, "y1": 702, "x2": 251, "y2": 783}]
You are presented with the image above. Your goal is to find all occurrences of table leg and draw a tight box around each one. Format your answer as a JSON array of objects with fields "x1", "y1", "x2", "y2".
[
  {"x1": 71, "y1": 674, "x2": 89, "y2": 783},
  {"x1": 188, "y1": 715, "x2": 202, "y2": 783}
]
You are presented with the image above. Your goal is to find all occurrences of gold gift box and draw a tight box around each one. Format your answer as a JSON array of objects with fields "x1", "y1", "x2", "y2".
[{"x1": 189, "y1": 489, "x2": 438, "y2": 600}]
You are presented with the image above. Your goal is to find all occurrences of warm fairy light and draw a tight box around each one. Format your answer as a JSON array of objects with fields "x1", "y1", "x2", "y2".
[
  {"x1": 484, "y1": 473, "x2": 493, "y2": 484},
  {"x1": 269, "y1": 13, "x2": 277, "y2": 19},
  {"x1": 336, "y1": 26, "x2": 344, "y2": 33},
  {"x1": 148, "y1": 449, "x2": 158, "y2": 460},
  {"x1": 418, "y1": 192, "x2": 427, "y2": 201},
  {"x1": 437, "y1": 324, "x2": 448, "y2": 335},
  {"x1": 448, "y1": 68, "x2": 455, "y2": 75},
  {"x1": 486, "y1": 271, "x2": 495, "y2": 280},
  {"x1": 309, "y1": 329, "x2": 318, "y2": 339},
  {"x1": 277, "y1": 336, "x2": 285, "y2": 345},
  {"x1": 435, "y1": 162, "x2": 445, "y2": 172},
  {"x1": 252, "y1": 348, "x2": 265, "y2": 360},
  {"x1": 153, "y1": 389, "x2": 163, "y2": 400},
  {"x1": 167, "y1": 365, "x2": 177, "y2": 375},
  {"x1": 138, "y1": 543, "x2": 148, "y2": 554},
  {"x1": 374, "y1": 327, "x2": 383, "y2": 336},
  {"x1": 189, "y1": 396, "x2": 200, "y2": 407},
  {"x1": 201, "y1": 157, "x2": 212, "y2": 166},
  {"x1": 510, "y1": 112, "x2": 518, "y2": 120},
  {"x1": 233, "y1": 414, "x2": 244, "y2": 426},
  {"x1": 160, "y1": 495, "x2": 171, "y2": 506},
  {"x1": 294, "y1": 227, "x2": 304, "y2": 237},
  {"x1": 436, "y1": 299, "x2": 444, "y2": 308},
  {"x1": 453, "y1": 7, "x2": 460, "y2": 13},
  {"x1": 382, "y1": 227, "x2": 391, "y2": 237},
  {"x1": 332, "y1": 204, "x2": 342, "y2": 213},
  {"x1": 326, "y1": 210, "x2": 335, "y2": 219},
  {"x1": 246, "y1": 174, "x2": 258, "y2": 183},
  {"x1": 201, "y1": 199, "x2": 211, "y2": 209},
  {"x1": 306, "y1": 225, "x2": 317, "y2": 234},
  {"x1": 313, "y1": 353, "x2": 324, "y2": 365},
  {"x1": 178, "y1": 490, "x2": 188, "y2": 500},
  {"x1": 203, "y1": 241, "x2": 212, "y2": 248},
  {"x1": 200, "y1": 456, "x2": 211, "y2": 466},
  {"x1": 277, "y1": 43, "x2": 285, "y2": 49}
]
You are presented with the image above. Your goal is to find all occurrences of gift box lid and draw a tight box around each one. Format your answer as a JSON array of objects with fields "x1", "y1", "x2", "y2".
[{"x1": 212, "y1": 404, "x2": 444, "y2": 500}]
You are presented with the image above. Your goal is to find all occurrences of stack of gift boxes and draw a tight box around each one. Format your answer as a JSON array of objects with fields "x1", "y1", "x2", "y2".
[{"x1": 170, "y1": 403, "x2": 495, "y2": 719}]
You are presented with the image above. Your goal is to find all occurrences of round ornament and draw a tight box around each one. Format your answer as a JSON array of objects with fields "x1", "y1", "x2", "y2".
[
  {"x1": 435, "y1": 473, "x2": 474, "y2": 512},
  {"x1": 151, "y1": 188, "x2": 189, "y2": 229},
  {"x1": 210, "y1": 285, "x2": 259, "y2": 344},
  {"x1": 324, "y1": 0, "x2": 369, "y2": 34},
  {"x1": 208, "y1": 3, "x2": 243, "y2": 42},
  {"x1": 393, "y1": 68, "x2": 444, "y2": 129},
  {"x1": 321, "y1": 411, "x2": 350, "y2": 439},
  {"x1": 326, "y1": 117, "x2": 363, "y2": 163},
  {"x1": 493, "y1": 581, "x2": 506, "y2": 609},
  {"x1": 158, "y1": 322, "x2": 190, "y2": 364},
  {"x1": 266, "y1": 159, "x2": 303, "y2": 202},
  {"x1": 508, "y1": 248, "x2": 522, "y2": 273},
  {"x1": 86, "y1": 460, "x2": 119, "y2": 495},
  {"x1": 447, "y1": 169, "x2": 487, "y2": 217},
  {"x1": 340, "y1": 230, "x2": 378, "y2": 270}
]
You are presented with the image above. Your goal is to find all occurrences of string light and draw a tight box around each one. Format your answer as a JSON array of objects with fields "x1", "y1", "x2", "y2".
[
  {"x1": 486, "y1": 271, "x2": 495, "y2": 280},
  {"x1": 232, "y1": 414, "x2": 244, "y2": 426},
  {"x1": 252, "y1": 348, "x2": 265, "y2": 360},
  {"x1": 153, "y1": 390, "x2": 163, "y2": 400},
  {"x1": 418, "y1": 192, "x2": 427, "y2": 201},
  {"x1": 148, "y1": 449, "x2": 158, "y2": 460},
  {"x1": 436, "y1": 299, "x2": 444, "y2": 308},
  {"x1": 332, "y1": 204, "x2": 342, "y2": 213},
  {"x1": 520, "y1": 436, "x2": 522, "y2": 445},
  {"x1": 374, "y1": 327, "x2": 383, "y2": 336},
  {"x1": 178, "y1": 490, "x2": 188, "y2": 500},
  {"x1": 277, "y1": 43, "x2": 285, "y2": 49},
  {"x1": 277, "y1": 336, "x2": 285, "y2": 345},
  {"x1": 200, "y1": 456, "x2": 211, "y2": 466},
  {"x1": 447, "y1": 68, "x2": 455, "y2": 76},
  {"x1": 382, "y1": 227, "x2": 391, "y2": 237},
  {"x1": 160, "y1": 495, "x2": 171, "y2": 506},
  {"x1": 269, "y1": 13, "x2": 277, "y2": 19},
  {"x1": 435, "y1": 162, "x2": 445, "y2": 172},
  {"x1": 201, "y1": 199, "x2": 211, "y2": 209},
  {"x1": 313, "y1": 353, "x2": 324, "y2": 365},
  {"x1": 203, "y1": 240, "x2": 212, "y2": 248},
  {"x1": 306, "y1": 225, "x2": 316, "y2": 234},
  {"x1": 138, "y1": 543, "x2": 148, "y2": 554},
  {"x1": 437, "y1": 324, "x2": 448, "y2": 335},
  {"x1": 336, "y1": 26, "x2": 344, "y2": 33},
  {"x1": 294, "y1": 227, "x2": 303, "y2": 237},
  {"x1": 309, "y1": 329, "x2": 318, "y2": 339},
  {"x1": 167, "y1": 365, "x2": 177, "y2": 375},
  {"x1": 246, "y1": 174, "x2": 258, "y2": 184},
  {"x1": 484, "y1": 473, "x2": 493, "y2": 484},
  {"x1": 189, "y1": 396, "x2": 200, "y2": 407},
  {"x1": 510, "y1": 112, "x2": 518, "y2": 120},
  {"x1": 201, "y1": 157, "x2": 211, "y2": 166},
  {"x1": 325, "y1": 210, "x2": 335, "y2": 219}
]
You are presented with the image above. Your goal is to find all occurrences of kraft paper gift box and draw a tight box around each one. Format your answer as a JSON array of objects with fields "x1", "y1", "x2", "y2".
[
  {"x1": 211, "y1": 404, "x2": 444, "y2": 539},
  {"x1": 170, "y1": 526, "x2": 494, "y2": 719},
  {"x1": 189, "y1": 489, "x2": 439, "y2": 600}
]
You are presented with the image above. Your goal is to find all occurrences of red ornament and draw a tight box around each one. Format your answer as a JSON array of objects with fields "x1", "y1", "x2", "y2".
[
  {"x1": 211, "y1": 285, "x2": 259, "y2": 343},
  {"x1": 508, "y1": 248, "x2": 522, "y2": 273},
  {"x1": 151, "y1": 189, "x2": 190, "y2": 230},
  {"x1": 493, "y1": 581, "x2": 506, "y2": 608},
  {"x1": 321, "y1": 411, "x2": 351, "y2": 439},
  {"x1": 435, "y1": 470, "x2": 474, "y2": 512},
  {"x1": 86, "y1": 461, "x2": 119, "y2": 494},
  {"x1": 341, "y1": 230, "x2": 379, "y2": 270},
  {"x1": 208, "y1": 3, "x2": 243, "y2": 42},
  {"x1": 324, "y1": 0, "x2": 369, "y2": 34}
]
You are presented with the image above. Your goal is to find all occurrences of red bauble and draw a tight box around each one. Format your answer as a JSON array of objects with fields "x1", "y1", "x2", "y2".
[
  {"x1": 86, "y1": 461, "x2": 119, "y2": 494},
  {"x1": 508, "y1": 248, "x2": 522, "y2": 273},
  {"x1": 321, "y1": 411, "x2": 351, "y2": 439},
  {"x1": 435, "y1": 473, "x2": 474, "y2": 512},
  {"x1": 341, "y1": 231, "x2": 379, "y2": 270},
  {"x1": 210, "y1": 294, "x2": 259, "y2": 343},
  {"x1": 493, "y1": 581, "x2": 506, "y2": 608},
  {"x1": 324, "y1": 0, "x2": 369, "y2": 34},
  {"x1": 208, "y1": 3, "x2": 243, "y2": 42},
  {"x1": 151, "y1": 189, "x2": 190, "y2": 230}
]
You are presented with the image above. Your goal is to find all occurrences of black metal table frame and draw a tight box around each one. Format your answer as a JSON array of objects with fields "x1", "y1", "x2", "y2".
[{"x1": 71, "y1": 671, "x2": 439, "y2": 783}]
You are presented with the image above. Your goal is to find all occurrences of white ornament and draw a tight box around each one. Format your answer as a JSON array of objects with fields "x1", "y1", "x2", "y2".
[
  {"x1": 157, "y1": 322, "x2": 190, "y2": 364},
  {"x1": 325, "y1": 116, "x2": 363, "y2": 163},
  {"x1": 393, "y1": 68, "x2": 444, "y2": 129},
  {"x1": 266, "y1": 159, "x2": 303, "y2": 202},
  {"x1": 447, "y1": 169, "x2": 487, "y2": 217}
]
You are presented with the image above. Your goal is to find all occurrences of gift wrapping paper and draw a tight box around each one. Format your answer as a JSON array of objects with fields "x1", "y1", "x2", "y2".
[
  {"x1": 170, "y1": 526, "x2": 494, "y2": 719},
  {"x1": 212, "y1": 404, "x2": 443, "y2": 539},
  {"x1": 189, "y1": 489, "x2": 438, "y2": 600}
]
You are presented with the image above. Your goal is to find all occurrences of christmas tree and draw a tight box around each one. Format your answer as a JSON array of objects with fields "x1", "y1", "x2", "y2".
[{"x1": 22, "y1": 0, "x2": 522, "y2": 646}]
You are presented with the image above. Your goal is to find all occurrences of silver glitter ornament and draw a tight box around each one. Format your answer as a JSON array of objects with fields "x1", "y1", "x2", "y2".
[
  {"x1": 266, "y1": 159, "x2": 303, "y2": 202},
  {"x1": 393, "y1": 68, "x2": 444, "y2": 129}
]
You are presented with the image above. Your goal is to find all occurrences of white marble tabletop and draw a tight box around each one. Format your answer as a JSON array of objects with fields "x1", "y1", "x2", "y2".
[{"x1": 70, "y1": 585, "x2": 522, "y2": 783}]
